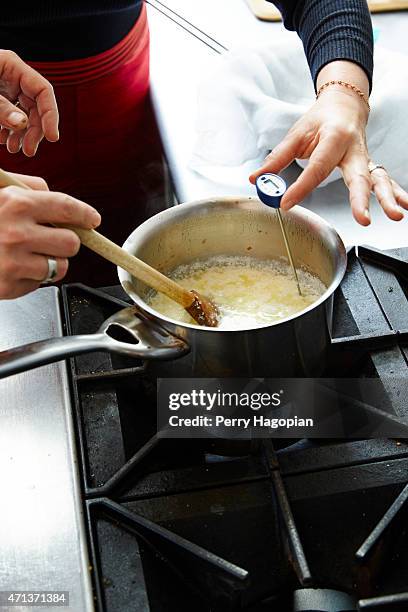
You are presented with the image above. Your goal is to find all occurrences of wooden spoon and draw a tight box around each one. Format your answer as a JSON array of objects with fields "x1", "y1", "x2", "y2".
[{"x1": 0, "y1": 168, "x2": 219, "y2": 327}]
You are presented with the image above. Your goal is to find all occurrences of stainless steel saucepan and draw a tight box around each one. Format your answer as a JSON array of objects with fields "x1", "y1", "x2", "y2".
[
  {"x1": 0, "y1": 196, "x2": 346, "y2": 379},
  {"x1": 119, "y1": 196, "x2": 347, "y2": 377}
]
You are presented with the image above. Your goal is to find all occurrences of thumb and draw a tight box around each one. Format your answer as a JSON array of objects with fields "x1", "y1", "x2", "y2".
[
  {"x1": 0, "y1": 95, "x2": 28, "y2": 130},
  {"x1": 249, "y1": 131, "x2": 302, "y2": 185}
]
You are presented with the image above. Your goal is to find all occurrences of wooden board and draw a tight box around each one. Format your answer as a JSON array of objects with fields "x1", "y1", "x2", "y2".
[{"x1": 247, "y1": 0, "x2": 408, "y2": 21}]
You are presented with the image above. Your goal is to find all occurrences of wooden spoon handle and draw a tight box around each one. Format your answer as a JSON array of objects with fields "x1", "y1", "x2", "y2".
[
  {"x1": 0, "y1": 168, "x2": 194, "y2": 308},
  {"x1": 71, "y1": 227, "x2": 194, "y2": 307}
]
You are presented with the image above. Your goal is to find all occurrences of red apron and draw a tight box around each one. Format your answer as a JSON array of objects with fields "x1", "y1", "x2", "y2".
[{"x1": 0, "y1": 4, "x2": 165, "y2": 285}]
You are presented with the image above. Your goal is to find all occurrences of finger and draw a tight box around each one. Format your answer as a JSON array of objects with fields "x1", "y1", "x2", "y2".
[
  {"x1": 0, "y1": 94, "x2": 28, "y2": 131},
  {"x1": 20, "y1": 189, "x2": 101, "y2": 228},
  {"x1": 7, "y1": 172, "x2": 49, "y2": 191},
  {"x1": 371, "y1": 170, "x2": 404, "y2": 221},
  {"x1": 26, "y1": 254, "x2": 69, "y2": 283},
  {"x1": 16, "y1": 96, "x2": 44, "y2": 156},
  {"x1": 19, "y1": 69, "x2": 59, "y2": 142},
  {"x1": 27, "y1": 226, "x2": 81, "y2": 258},
  {"x1": 0, "y1": 127, "x2": 9, "y2": 145},
  {"x1": 280, "y1": 135, "x2": 343, "y2": 209},
  {"x1": 1, "y1": 253, "x2": 69, "y2": 287},
  {"x1": 22, "y1": 105, "x2": 44, "y2": 156},
  {"x1": 22, "y1": 127, "x2": 44, "y2": 157},
  {"x1": 390, "y1": 179, "x2": 408, "y2": 211},
  {"x1": 340, "y1": 151, "x2": 372, "y2": 226},
  {"x1": 37, "y1": 88, "x2": 59, "y2": 142},
  {"x1": 6, "y1": 129, "x2": 24, "y2": 154},
  {"x1": 0, "y1": 279, "x2": 41, "y2": 300},
  {"x1": 249, "y1": 131, "x2": 303, "y2": 184}
]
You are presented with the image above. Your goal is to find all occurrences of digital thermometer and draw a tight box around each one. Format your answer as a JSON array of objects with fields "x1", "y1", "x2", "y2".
[
  {"x1": 255, "y1": 173, "x2": 287, "y2": 208},
  {"x1": 255, "y1": 173, "x2": 302, "y2": 296}
]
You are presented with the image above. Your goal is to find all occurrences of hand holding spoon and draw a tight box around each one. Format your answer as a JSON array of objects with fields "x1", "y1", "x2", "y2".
[{"x1": 0, "y1": 168, "x2": 219, "y2": 327}]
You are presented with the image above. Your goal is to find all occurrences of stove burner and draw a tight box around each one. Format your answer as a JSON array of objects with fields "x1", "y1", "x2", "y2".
[
  {"x1": 61, "y1": 246, "x2": 408, "y2": 611},
  {"x1": 293, "y1": 588, "x2": 357, "y2": 611}
]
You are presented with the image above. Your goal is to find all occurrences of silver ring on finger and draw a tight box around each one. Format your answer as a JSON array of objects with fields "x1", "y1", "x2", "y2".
[
  {"x1": 368, "y1": 162, "x2": 387, "y2": 175},
  {"x1": 43, "y1": 257, "x2": 58, "y2": 284}
]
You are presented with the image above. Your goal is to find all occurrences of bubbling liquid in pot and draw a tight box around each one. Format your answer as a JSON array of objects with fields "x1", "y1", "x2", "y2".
[{"x1": 147, "y1": 256, "x2": 326, "y2": 330}]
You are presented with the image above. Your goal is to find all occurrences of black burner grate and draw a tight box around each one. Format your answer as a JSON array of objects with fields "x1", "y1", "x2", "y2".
[{"x1": 61, "y1": 247, "x2": 408, "y2": 611}]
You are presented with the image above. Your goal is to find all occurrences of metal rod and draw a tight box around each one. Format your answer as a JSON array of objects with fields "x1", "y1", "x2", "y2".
[
  {"x1": 276, "y1": 209, "x2": 302, "y2": 296},
  {"x1": 262, "y1": 441, "x2": 312, "y2": 586},
  {"x1": 356, "y1": 483, "x2": 408, "y2": 562}
]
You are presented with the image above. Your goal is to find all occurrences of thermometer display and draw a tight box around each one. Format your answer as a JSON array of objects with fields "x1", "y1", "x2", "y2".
[{"x1": 255, "y1": 173, "x2": 287, "y2": 208}]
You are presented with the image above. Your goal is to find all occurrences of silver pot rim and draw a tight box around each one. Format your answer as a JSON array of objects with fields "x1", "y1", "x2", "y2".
[{"x1": 118, "y1": 196, "x2": 347, "y2": 333}]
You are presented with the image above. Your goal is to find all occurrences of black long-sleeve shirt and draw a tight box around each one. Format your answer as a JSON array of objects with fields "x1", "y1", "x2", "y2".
[
  {"x1": 268, "y1": 0, "x2": 373, "y2": 89},
  {"x1": 0, "y1": 1, "x2": 373, "y2": 89}
]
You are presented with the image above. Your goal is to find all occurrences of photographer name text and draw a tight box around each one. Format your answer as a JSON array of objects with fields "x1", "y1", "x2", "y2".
[{"x1": 168, "y1": 415, "x2": 313, "y2": 429}]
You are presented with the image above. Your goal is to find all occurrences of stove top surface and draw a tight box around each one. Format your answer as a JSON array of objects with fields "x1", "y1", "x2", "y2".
[{"x1": 61, "y1": 247, "x2": 408, "y2": 611}]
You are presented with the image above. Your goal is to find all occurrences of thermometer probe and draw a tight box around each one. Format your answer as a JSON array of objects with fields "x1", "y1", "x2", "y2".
[{"x1": 256, "y1": 174, "x2": 302, "y2": 296}]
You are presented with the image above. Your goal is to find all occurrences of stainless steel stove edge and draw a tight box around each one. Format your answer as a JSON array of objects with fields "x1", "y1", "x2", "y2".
[{"x1": 0, "y1": 287, "x2": 94, "y2": 612}]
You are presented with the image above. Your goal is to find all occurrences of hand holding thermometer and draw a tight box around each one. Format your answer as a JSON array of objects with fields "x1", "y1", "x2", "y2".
[{"x1": 256, "y1": 174, "x2": 302, "y2": 296}]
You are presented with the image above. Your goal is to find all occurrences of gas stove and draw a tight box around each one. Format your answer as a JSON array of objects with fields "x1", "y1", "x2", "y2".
[{"x1": 61, "y1": 246, "x2": 408, "y2": 611}]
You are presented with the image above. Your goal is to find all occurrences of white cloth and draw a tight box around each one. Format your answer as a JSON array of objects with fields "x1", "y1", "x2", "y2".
[{"x1": 190, "y1": 38, "x2": 408, "y2": 190}]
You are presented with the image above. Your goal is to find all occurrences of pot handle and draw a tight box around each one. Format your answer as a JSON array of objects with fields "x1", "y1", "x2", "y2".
[{"x1": 0, "y1": 318, "x2": 189, "y2": 380}]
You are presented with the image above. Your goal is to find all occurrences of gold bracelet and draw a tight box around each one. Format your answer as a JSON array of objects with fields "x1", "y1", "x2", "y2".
[{"x1": 316, "y1": 80, "x2": 370, "y2": 111}]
